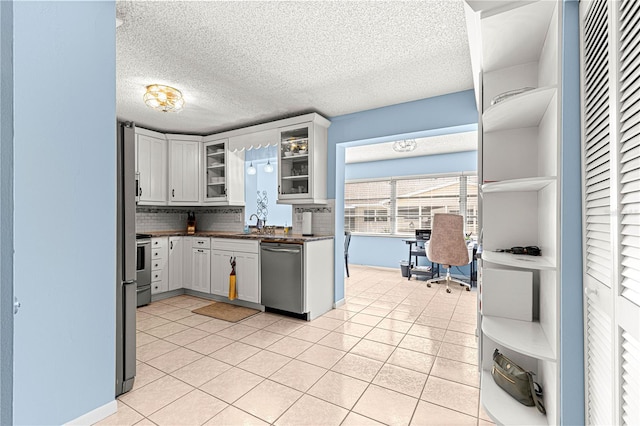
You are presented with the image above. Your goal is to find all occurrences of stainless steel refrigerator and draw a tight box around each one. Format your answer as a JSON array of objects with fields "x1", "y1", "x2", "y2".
[{"x1": 116, "y1": 121, "x2": 137, "y2": 396}]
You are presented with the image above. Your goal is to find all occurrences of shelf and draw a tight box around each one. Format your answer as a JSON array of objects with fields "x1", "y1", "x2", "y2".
[
  {"x1": 481, "y1": 251, "x2": 555, "y2": 270},
  {"x1": 207, "y1": 182, "x2": 225, "y2": 186},
  {"x1": 207, "y1": 164, "x2": 225, "y2": 169},
  {"x1": 482, "y1": 177, "x2": 556, "y2": 193},
  {"x1": 281, "y1": 154, "x2": 309, "y2": 161},
  {"x1": 207, "y1": 151, "x2": 225, "y2": 157},
  {"x1": 480, "y1": 0, "x2": 556, "y2": 72},
  {"x1": 482, "y1": 316, "x2": 555, "y2": 361},
  {"x1": 281, "y1": 137, "x2": 309, "y2": 144},
  {"x1": 481, "y1": 369, "x2": 548, "y2": 426},
  {"x1": 483, "y1": 86, "x2": 557, "y2": 133},
  {"x1": 281, "y1": 175, "x2": 309, "y2": 180}
]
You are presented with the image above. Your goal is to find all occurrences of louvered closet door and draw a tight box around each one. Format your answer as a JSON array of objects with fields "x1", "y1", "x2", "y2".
[
  {"x1": 617, "y1": 1, "x2": 640, "y2": 424},
  {"x1": 582, "y1": 0, "x2": 615, "y2": 424}
]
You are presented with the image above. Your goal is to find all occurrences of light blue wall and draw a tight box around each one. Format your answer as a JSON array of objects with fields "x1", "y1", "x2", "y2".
[
  {"x1": 328, "y1": 90, "x2": 479, "y2": 302},
  {"x1": 346, "y1": 151, "x2": 477, "y2": 271},
  {"x1": 560, "y1": 0, "x2": 584, "y2": 423},
  {"x1": 0, "y1": 1, "x2": 14, "y2": 424},
  {"x1": 13, "y1": 2, "x2": 116, "y2": 424}
]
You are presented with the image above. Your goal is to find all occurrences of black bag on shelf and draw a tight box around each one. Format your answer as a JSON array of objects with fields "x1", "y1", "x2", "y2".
[{"x1": 492, "y1": 349, "x2": 546, "y2": 414}]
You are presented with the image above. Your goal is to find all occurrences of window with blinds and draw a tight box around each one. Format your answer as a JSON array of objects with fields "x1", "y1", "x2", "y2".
[
  {"x1": 344, "y1": 174, "x2": 477, "y2": 236},
  {"x1": 618, "y1": 0, "x2": 640, "y2": 308},
  {"x1": 343, "y1": 180, "x2": 392, "y2": 234}
]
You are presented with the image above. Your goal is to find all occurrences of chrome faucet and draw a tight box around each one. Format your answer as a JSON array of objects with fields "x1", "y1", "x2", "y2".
[{"x1": 249, "y1": 213, "x2": 263, "y2": 230}]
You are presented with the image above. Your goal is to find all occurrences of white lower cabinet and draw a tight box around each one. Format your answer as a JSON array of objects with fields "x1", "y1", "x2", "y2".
[
  {"x1": 235, "y1": 251, "x2": 260, "y2": 303},
  {"x1": 210, "y1": 249, "x2": 233, "y2": 297},
  {"x1": 211, "y1": 239, "x2": 260, "y2": 303},
  {"x1": 151, "y1": 237, "x2": 169, "y2": 295},
  {"x1": 168, "y1": 236, "x2": 183, "y2": 291},
  {"x1": 192, "y1": 247, "x2": 211, "y2": 293}
]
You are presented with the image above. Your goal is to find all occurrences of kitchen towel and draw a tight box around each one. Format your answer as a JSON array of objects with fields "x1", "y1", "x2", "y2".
[{"x1": 228, "y1": 256, "x2": 237, "y2": 300}]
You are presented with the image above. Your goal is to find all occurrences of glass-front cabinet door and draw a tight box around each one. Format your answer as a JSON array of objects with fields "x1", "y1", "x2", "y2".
[
  {"x1": 278, "y1": 123, "x2": 312, "y2": 201},
  {"x1": 203, "y1": 139, "x2": 228, "y2": 202}
]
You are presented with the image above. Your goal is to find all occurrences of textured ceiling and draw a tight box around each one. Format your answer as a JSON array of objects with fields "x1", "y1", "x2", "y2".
[
  {"x1": 116, "y1": 1, "x2": 473, "y2": 134},
  {"x1": 345, "y1": 131, "x2": 477, "y2": 164}
]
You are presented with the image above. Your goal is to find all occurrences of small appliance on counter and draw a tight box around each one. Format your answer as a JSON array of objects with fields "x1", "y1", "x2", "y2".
[
  {"x1": 186, "y1": 211, "x2": 196, "y2": 234},
  {"x1": 302, "y1": 211, "x2": 313, "y2": 236}
]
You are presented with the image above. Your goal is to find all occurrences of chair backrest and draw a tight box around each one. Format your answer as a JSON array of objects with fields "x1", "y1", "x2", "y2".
[
  {"x1": 426, "y1": 214, "x2": 469, "y2": 266},
  {"x1": 344, "y1": 231, "x2": 352, "y2": 255}
]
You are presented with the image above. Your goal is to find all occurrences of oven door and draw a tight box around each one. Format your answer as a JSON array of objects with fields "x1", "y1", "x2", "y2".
[{"x1": 136, "y1": 240, "x2": 151, "y2": 286}]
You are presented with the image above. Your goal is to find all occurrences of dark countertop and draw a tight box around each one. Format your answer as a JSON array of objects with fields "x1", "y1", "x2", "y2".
[{"x1": 142, "y1": 230, "x2": 334, "y2": 243}]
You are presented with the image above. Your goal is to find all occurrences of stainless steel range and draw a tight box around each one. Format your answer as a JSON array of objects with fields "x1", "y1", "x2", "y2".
[{"x1": 136, "y1": 234, "x2": 152, "y2": 307}]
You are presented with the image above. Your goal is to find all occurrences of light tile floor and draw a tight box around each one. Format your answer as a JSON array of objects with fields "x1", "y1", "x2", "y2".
[{"x1": 97, "y1": 265, "x2": 495, "y2": 426}]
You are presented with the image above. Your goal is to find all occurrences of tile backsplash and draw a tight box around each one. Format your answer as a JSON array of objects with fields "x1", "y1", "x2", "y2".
[
  {"x1": 136, "y1": 206, "x2": 244, "y2": 233},
  {"x1": 292, "y1": 199, "x2": 335, "y2": 236},
  {"x1": 137, "y1": 200, "x2": 335, "y2": 236}
]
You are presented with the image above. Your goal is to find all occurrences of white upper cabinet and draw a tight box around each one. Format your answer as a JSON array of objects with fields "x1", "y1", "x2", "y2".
[
  {"x1": 277, "y1": 119, "x2": 330, "y2": 205},
  {"x1": 136, "y1": 128, "x2": 167, "y2": 205},
  {"x1": 167, "y1": 135, "x2": 202, "y2": 205},
  {"x1": 202, "y1": 137, "x2": 245, "y2": 205}
]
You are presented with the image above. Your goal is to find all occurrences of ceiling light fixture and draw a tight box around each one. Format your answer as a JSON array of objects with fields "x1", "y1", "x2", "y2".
[
  {"x1": 247, "y1": 162, "x2": 257, "y2": 175},
  {"x1": 264, "y1": 159, "x2": 274, "y2": 173},
  {"x1": 143, "y1": 84, "x2": 185, "y2": 113},
  {"x1": 392, "y1": 139, "x2": 417, "y2": 153}
]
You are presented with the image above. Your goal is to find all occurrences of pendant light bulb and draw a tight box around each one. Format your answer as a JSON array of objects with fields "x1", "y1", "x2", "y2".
[
  {"x1": 247, "y1": 162, "x2": 257, "y2": 175},
  {"x1": 264, "y1": 159, "x2": 274, "y2": 173}
]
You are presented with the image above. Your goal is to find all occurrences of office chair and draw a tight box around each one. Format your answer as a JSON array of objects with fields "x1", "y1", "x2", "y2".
[
  {"x1": 344, "y1": 231, "x2": 352, "y2": 277},
  {"x1": 426, "y1": 214, "x2": 471, "y2": 293}
]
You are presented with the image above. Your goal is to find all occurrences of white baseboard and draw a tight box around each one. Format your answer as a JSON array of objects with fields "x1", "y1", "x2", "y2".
[
  {"x1": 65, "y1": 400, "x2": 117, "y2": 425},
  {"x1": 333, "y1": 298, "x2": 346, "y2": 308}
]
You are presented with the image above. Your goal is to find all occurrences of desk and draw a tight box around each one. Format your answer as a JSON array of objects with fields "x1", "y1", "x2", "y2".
[
  {"x1": 403, "y1": 239, "x2": 439, "y2": 281},
  {"x1": 403, "y1": 239, "x2": 477, "y2": 285}
]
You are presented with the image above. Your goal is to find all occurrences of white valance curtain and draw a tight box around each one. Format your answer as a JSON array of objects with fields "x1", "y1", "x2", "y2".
[{"x1": 228, "y1": 128, "x2": 279, "y2": 152}]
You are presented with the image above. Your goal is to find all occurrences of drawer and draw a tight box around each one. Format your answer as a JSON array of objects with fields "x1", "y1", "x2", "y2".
[
  {"x1": 211, "y1": 238, "x2": 259, "y2": 254},
  {"x1": 192, "y1": 238, "x2": 211, "y2": 249},
  {"x1": 151, "y1": 258, "x2": 164, "y2": 271},
  {"x1": 151, "y1": 268, "x2": 165, "y2": 283},
  {"x1": 151, "y1": 237, "x2": 168, "y2": 249}
]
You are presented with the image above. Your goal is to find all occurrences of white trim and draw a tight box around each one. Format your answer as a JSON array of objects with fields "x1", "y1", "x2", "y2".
[
  {"x1": 333, "y1": 298, "x2": 345, "y2": 308},
  {"x1": 64, "y1": 400, "x2": 117, "y2": 426},
  {"x1": 345, "y1": 170, "x2": 476, "y2": 184}
]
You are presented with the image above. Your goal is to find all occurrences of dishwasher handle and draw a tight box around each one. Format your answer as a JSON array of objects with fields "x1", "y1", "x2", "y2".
[{"x1": 262, "y1": 247, "x2": 301, "y2": 254}]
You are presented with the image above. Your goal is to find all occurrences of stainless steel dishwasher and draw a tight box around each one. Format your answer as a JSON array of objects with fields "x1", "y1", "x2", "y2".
[{"x1": 260, "y1": 242, "x2": 304, "y2": 316}]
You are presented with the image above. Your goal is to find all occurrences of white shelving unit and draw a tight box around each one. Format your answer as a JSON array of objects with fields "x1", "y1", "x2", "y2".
[
  {"x1": 482, "y1": 176, "x2": 556, "y2": 193},
  {"x1": 481, "y1": 370, "x2": 548, "y2": 426},
  {"x1": 466, "y1": 0, "x2": 562, "y2": 424},
  {"x1": 483, "y1": 86, "x2": 557, "y2": 132},
  {"x1": 482, "y1": 316, "x2": 555, "y2": 361}
]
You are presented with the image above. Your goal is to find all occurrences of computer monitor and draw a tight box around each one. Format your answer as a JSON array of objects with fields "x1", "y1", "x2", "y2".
[{"x1": 415, "y1": 229, "x2": 431, "y2": 241}]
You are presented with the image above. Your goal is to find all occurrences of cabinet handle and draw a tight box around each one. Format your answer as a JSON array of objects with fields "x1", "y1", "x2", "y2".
[
  {"x1": 198, "y1": 241, "x2": 204, "y2": 244},
  {"x1": 139, "y1": 187, "x2": 142, "y2": 196},
  {"x1": 197, "y1": 249, "x2": 204, "y2": 253},
  {"x1": 278, "y1": 185, "x2": 281, "y2": 194},
  {"x1": 170, "y1": 241, "x2": 173, "y2": 250},
  {"x1": 172, "y1": 189, "x2": 175, "y2": 197}
]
